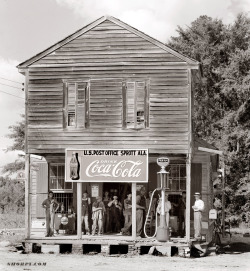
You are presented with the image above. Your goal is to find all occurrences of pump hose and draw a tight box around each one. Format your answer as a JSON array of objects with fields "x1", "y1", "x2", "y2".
[{"x1": 143, "y1": 188, "x2": 160, "y2": 238}]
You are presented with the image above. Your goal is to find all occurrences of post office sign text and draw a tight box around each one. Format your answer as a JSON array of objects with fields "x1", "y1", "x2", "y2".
[{"x1": 65, "y1": 149, "x2": 148, "y2": 183}]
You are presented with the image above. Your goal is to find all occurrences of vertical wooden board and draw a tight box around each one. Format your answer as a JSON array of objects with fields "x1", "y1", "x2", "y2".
[
  {"x1": 132, "y1": 183, "x2": 137, "y2": 240},
  {"x1": 25, "y1": 154, "x2": 30, "y2": 239},
  {"x1": 36, "y1": 194, "x2": 48, "y2": 218},
  {"x1": 77, "y1": 182, "x2": 82, "y2": 238},
  {"x1": 73, "y1": 182, "x2": 77, "y2": 211},
  {"x1": 36, "y1": 163, "x2": 48, "y2": 193},
  {"x1": 190, "y1": 163, "x2": 202, "y2": 220},
  {"x1": 36, "y1": 162, "x2": 48, "y2": 218}
]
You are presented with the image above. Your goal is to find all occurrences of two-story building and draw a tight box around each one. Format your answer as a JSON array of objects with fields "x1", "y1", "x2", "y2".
[{"x1": 18, "y1": 16, "x2": 219, "y2": 250}]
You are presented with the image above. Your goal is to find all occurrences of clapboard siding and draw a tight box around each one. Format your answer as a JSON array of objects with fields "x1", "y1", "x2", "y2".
[{"x1": 25, "y1": 19, "x2": 192, "y2": 154}]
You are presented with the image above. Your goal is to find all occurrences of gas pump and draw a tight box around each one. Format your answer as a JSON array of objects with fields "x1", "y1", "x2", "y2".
[{"x1": 143, "y1": 157, "x2": 170, "y2": 242}]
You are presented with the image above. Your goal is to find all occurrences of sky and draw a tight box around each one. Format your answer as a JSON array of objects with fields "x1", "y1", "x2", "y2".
[{"x1": 0, "y1": 0, "x2": 249, "y2": 172}]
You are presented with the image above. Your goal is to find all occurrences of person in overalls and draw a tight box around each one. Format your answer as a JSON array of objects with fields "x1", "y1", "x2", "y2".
[
  {"x1": 92, "y1": 196, "x2": 105, "y2": 236},
  {"x1": 108, "y1": 195, "x2": 122, "y2": 233},
  {"x1": 82, "y1": 191, "x2": 91, "y2": 235},
  {"x1": 41, "y1": 191, "x2": 59, "y2": 237},
  {"x1": 121, "y1": 193, "x2": 132, "y2": 235}
]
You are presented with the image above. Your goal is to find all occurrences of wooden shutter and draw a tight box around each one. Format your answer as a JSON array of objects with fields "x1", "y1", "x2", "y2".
[
  {"x1": 144, "y1": 80, "x2": 150, "y2": 128},
  {"x1": 36, "y1": 162, "x2": 48, "y2": 218},
  {"x1": 67, "y1": 83, "x2": 76, "y2": 127},
  {"x1": 190, "y1": 163, "x2": 202, "y2": 220},
  {"x1": 126, "y1": 82, "x2": 136, "y2": 127},
  {"x1": 136, "y1": 81, "x2": 146, "y2": 128},
  {"x1": 76, "y1": 82, "x2": 86, "y2": 128}
]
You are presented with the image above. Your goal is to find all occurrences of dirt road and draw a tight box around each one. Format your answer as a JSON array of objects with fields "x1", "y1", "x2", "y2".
[{"x1": 0, "y1": 248, "x2": 249, "y2": 271}]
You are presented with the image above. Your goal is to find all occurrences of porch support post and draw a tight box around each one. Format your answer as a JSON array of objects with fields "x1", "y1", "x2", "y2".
[
  {"x1": 77, "y1": 182, "x2": 82, "y2": 239},
  {"x1": 25, "y1": 154, "x2": 30, "y2": 239},
  {"x1": 186, "y1": 154, "x2": 191, "y2": 242},
  {"x1": 132, "y1": 183, "x2": 136, "y2": 239}
]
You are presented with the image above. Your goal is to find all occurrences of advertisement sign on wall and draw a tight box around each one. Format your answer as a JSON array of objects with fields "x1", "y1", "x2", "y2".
[{"x1": 65, "y1": 149, "x2": 148, "y2": 183}]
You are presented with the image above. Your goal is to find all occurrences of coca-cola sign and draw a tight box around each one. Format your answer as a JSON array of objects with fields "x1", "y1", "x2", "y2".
[{"x1": 65, "y1": 149, "x2": 148, "y2": 183}]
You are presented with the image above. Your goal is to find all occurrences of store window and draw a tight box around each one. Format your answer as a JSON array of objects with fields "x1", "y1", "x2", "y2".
[
  {"x1": 123, "y1": 80, "x2": 150, "y2": 129},
  {"x1": 49, "y1": 164, "x2": 72, "y2": 191},
  {"x1": 169, "y1": 164, "x2": 186, "y2": 191},
  {"x1": 49, "y1": 163, "x2": 73, "y2": 213}
]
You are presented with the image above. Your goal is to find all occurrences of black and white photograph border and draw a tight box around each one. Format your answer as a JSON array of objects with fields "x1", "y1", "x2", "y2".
[{"x1": 0, "y1": 0, "x2": 250, "y2": 270}]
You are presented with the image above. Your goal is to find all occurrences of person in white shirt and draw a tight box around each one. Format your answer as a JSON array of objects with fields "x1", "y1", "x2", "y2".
[
  {"x1": 192, "y1": 192, "x2": 205, "y2": 240},
  {"x1": 157, "y1": 192, "x2": 171, "y2": 227}
]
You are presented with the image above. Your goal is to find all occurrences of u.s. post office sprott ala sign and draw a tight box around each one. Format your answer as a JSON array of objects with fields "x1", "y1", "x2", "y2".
[{"x1": 65, "y1": 149, "x2": 148, "y2": 183}]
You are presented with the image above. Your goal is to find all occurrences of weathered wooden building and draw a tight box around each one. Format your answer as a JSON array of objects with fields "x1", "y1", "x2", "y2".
[{"x1": 18, "y1": 16, "x2": 219, "y2": 249}]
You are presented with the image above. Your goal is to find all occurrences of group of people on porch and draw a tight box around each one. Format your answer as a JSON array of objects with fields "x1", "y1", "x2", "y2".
[
  {"x1": 80, "y1": 187, "x2": 188, "y2": 238},
  {"x1": 42, "y1": 188, "x2": 204, "y2": 240}
]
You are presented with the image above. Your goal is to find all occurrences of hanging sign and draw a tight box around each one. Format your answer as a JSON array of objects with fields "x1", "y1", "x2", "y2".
[{"x1": 65, "y1": 149, "x2": 148, "y2": 183}]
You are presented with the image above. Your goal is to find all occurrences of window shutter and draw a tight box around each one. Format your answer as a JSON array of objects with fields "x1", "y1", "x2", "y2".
[
  {"x1": 67, "y1": 83, "x2": 76, "y2": 127},
  {"x1": 122, "y1": 81, "x2": 127, "y2": 128},
  {"x1": 135, "y1": 81, "x2": 146, "y2": 128},
  {"x1": 126, "y1": 82, "x2": 136, "y2": 127},
  {"x1": 144, "y1": 80, "x2": 150, "y2": 128},
  {"x1": 76, "y1": 82, "x2": 87, "y2": 128}
]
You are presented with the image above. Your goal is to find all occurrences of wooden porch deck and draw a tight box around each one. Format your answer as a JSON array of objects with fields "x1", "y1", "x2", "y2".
[{"x1": 27, "y1": 230, "x2": 188, "y2": 247}]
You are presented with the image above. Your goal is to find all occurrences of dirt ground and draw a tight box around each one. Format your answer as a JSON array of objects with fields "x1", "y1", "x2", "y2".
[
  {"x1": 1, "y1": 230, "x2": 250, "y2": 271},
  {"x1": 0, "y1": 247, "x2": 250, "y2": 271}
]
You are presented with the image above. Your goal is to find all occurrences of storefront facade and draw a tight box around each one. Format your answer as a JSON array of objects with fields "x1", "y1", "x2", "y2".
[{"x1": 18, "y1": 16, "x2": 218, "y2": 243}]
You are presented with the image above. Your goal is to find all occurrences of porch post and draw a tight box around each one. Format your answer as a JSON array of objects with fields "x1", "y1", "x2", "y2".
[
  {"x1": 77, "y1": 182, "x2": 82, "y2": 239},
  {"x1": 132, "y1": 183, "x2": 136, "y2": 239},
  {"x1": 186, "y1": 154, "x2": 191, "y2": 242},
  {"x1": 25, "y1": 154, "x2": 30, "y2": 239}
]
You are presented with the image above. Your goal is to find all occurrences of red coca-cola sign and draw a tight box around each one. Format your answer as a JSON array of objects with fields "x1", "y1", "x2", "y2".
[{"x1": 65, "y1": 149, "x2": 148, "y2": 183}]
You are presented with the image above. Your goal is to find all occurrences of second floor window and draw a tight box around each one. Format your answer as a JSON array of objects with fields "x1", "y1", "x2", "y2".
[
  {"x1": 123, "y1": 80, "x2": 150, "y2": 129},
  {"x1": 64, "y1": 81, "x2": 90, "y2": 128}
]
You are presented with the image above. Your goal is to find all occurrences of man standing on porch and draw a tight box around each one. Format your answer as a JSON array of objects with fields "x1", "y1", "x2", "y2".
[
  {"x1": 192, "y1": 192, "x2": 205, "y2": 240},
  {"x1": 92, "y1": 196, "x2": 105, "y2": 236},
  {"x1": 82, "y1": 191, "x2": 91, "y2": 235},
  {"x1": 41, "y1": 191, "x2": 59, "y2": 237}
]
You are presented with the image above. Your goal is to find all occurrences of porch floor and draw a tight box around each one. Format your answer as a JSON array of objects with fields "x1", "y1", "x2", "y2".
[{"x1": 28, "y1": 229, "x2": 189, "y2": 246}]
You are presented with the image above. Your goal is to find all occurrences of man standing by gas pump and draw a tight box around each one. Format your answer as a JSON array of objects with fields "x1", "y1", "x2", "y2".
[{"x1": 192, "y1": 192, "x2": 204, "y2": 240}]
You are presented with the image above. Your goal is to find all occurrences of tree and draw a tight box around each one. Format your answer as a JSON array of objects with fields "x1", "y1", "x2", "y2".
[
  {"x1": 2, "y1": 114, "x2": 25, "y2": 175},
  {"x1": 168, "y1": 13, "x2": 250, "y2": 225}
]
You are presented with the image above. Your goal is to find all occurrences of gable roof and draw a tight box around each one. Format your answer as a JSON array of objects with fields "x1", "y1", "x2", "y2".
[{"x1": 17, "y1": 15, "x2": 199, "y2": 69}]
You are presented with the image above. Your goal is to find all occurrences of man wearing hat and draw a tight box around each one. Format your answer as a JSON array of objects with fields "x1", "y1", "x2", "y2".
[{"x1": 192, "y1": 192, "x2": 204, "y2": 240}]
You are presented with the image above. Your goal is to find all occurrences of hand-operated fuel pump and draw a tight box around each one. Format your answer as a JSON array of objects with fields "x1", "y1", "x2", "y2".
[{"x1": 143, "y1": 157, "x2": 170, "y2": 242}]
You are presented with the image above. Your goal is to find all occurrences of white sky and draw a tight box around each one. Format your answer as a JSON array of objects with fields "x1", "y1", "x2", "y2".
[{"x1": 0, "y1": 0, "x2": 249, "y2": 171}]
